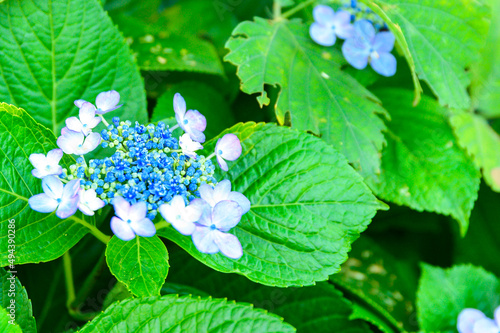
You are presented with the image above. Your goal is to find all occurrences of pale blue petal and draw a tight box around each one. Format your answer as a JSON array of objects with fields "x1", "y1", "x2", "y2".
[
  {"x1": 128, "y1": 201, "x2": 148, "y2": 223},
  {"x1": 354, "y1": 19, "x2": 376, "y2": 43},
  {"x1": 29, "y1": 194, "x2": 58, "y2": 213},
  {"x1": 213, "y1": 180, "x2": 231, "y2": 204},
  {"x1": 113, "y1": 196, "x2": 130, "y2": 221},
  {"x1": 216, "y1": 134, "x2": 241, "y2": 161},
  {"x1": 212, "y1": 200, "x2": 242, "y2": 231},
  {"x1": 95, "y1": 90, "x2": 120, "y2": 113},
  {"x1": 61, "y1": 179, "x2": 81, "y2": 201},
  {"x1": 342, "y1": 38, "x2": 370, "y2": 70},
  {"x1": 173, "y1": 93, "x2": 186, "y2": 118},
  {"x1": 197, "y1": 184, "x2": 215, "y2": 207},
  {"x1": 370, "y1": 52, "x2": 397, "y2": 77},
  {"x1": 56, "y1": 194, "x2": 79, "y2": 219},
  {"x1": 216, "y1": 155, "x2": 228, "y2": 171},
  {"x1": 458, "y1": 309, "x2": 486, "y2": 333},
  {"x1": 192, "y1": 226, "x2": 219, "y2": 254},
  {"x1": 313, "y1": 5, "x2": 336, "y2": 25},
  {"x1": 47, "y1": 148, "x2": 63, "y2": 165},
  {"x1": 110, "y1": 216, "x2": 136, "y2": 241},
  {"x1": 185, "y1": 110, "x2": 206, "y2": 132},
  {"x1": 130, "y1": 218, "x2": 156, "y2": 237},
  {"x1": 227, "y1": 191, "x2": 251, "y2": 214},
  {"x1": 472, "y1": 318, "x2": 499, "y2": 333},
  {"x1": 373, "y1": 31, "x2": 395, "y2": 53},
  {"x1": 213, "y1": 230, "x2": 243, "y2": 259},
  {"x1": 309, "y1": 23, "x2": 336, "y2": 46},
  {"x1": 42, "y1": 175, "x2": 64, "y2": 199},
  {"x1": 332, "y1": 11, "x2": 355, "y2": 39}
]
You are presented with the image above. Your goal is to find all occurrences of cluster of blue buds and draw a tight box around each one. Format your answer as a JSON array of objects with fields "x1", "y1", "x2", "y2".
[
  {"x1": 28, "y1": 91, "x2": 248, "y2": 259},
  {"x1": 309, "y1": 2, "x2": 397, "y2": 77}
]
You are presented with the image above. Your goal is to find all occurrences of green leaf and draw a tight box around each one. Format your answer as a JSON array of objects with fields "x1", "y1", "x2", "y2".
[
  {"x1": 166, "y1": 250, "x2": 371, "y2": 333},
  {"x1": 331, "y1": 236, "x2": 418, "y2": 333},
  {"x1": 159, "y1": 122, "x2": 385, "y2": 287},
  {"x1": 105, "y1": 235, "x2": 169, "y2": 297},
  {"x1": 0, "y1": 269, "x2": 36, "y2": 333},
  {"x1": 0, "y1": 0, "x2": 147, "y2": 134},
  {"x1": 366, "y1": 89, "x2": 480, "y2": 235},
  {"x1": 364, "y1": 0, "x2": 490, "y2": 109},
  {"x1": 416, "y1": 264, "x2": 500, "y2": 332},
  {"x1": 450, "y1": 111, "x2": 500, "y2": 192},
  {"x1": 0, "y1": 103, "x2": 91, "y2": 265},
  {"x1": 151, "y1": 81, "x2": 236, "y2": 140},
  {"x1": 471, "y1": 0, "x2": 500, "y2": 117},
  {"x1": 224, "y1": 18, "x2": 388, "y2": 178},
  {"x1": 78, "y1": 295, "x2": 295, "y2": 332},
  {"x1": 455, "y1": 185, "x2": 500, "y2": 277},
  {"x1": 0, "y1": 308, "x2": 22, "y2": 333}
]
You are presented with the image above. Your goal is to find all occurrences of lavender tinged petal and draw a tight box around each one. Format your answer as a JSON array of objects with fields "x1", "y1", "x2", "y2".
[
  {"x1": 458, "y1": 309, "x2": 486, "y2": 333},
  {"x1": 28, "y1": 194, "x2": 58, "y2": 213},
  {"x1": 216, "y1": 155, "x2": 228, "y2": 171},
  {"x1": 217, "y1": 134, "x2": 242, "y2": 161},
  {"x1": 332, "y1": 11, "x2": 355, "y2": 39},
  {"x1": 213, "y1": 180, "x2": 231, "y2": 204},
  {"x1": 173, "y1": 93, "x2": 186, "y2": 118},
  {"x1": 113, "y1": 196, "x2": 130, "y2": 221},
  {"x1": 187, "y1": 128, "x2": 206, "y2": 144},
  {"x1": 313, "y1": 5, "x2": 336, "y2": 25},
  {"x1": 198, "y1": 184, "x2": 216, "y2": 207},
  {"x1": 74, "y1": 99, "x2": 87, "y2": 108},
  {"x1": 65, "y1": 117, "x2": 83, "y2": 133},
  {"x1": 355, "y1": 20, "x2": 376, "y2": 43},
  {"x1": 212, "y1": 200, "x2": 242, "y2": 231},
  {"x1": 370, "y1": 53, "x2": 397, "y2": 77},
  {"x1": 42, "y1": 176, "x2": 64, "y2": 200},
  {"x1": 184, "y1": 110, "x2": 207, "y2": 132},
  {"x1": 213, "y1": 231, "x2": 243, "y2": 259},
  {"x1": 309, "y1": 23, "x2": 336, "y2": 46},
  {"x1": 61, "y1": 179, "x2": 81, "y2": 201},
  {"x1": 56, "y1": 194, "x2": 80, "y2": 219},
  {"x1": 57, "y1": 128, "x2": 84, "y2": 155},
  {"x1": 95, "y1": 90, "x2": 120, "y2": 113},
  {"x1": 130, "y1": 218, "x2": 156, "y2": 237},
  {"x1": 80, "y1": 132, "x2": 101, "y2": 154},
  {"x1": 227, "y1": 192, "x2": 251, "y2": 214},
  {"x1": 79, "y1": 102, "x2": 97, "y2": 123},
  {"x1": 189, "y1": 199, "x2": 212, "y2": 226},
  {"x1": 46, "y1": 148, "x2": 63, "y2": 164},
  {"x1": 128, "y1": 201, "x2": 148, "y2": 223},
  {"x1": 110, "y1": 216, "x2": 136, "y2": 241},
  {"x1": 494, "y1": 306, "x2": 500, "y2": 327},
  {"x1": 192, "y1": 227, "x2": 219, "y2": 254},
  {"x1": 79, "y1": 189, "x2": 105, "y2": 216},
  {"x1": 472, "y1": 318, "x2": 498, "y2": 333},
  {"x1": 373, "y1": 31, "x2": 395, "y2": 53}
]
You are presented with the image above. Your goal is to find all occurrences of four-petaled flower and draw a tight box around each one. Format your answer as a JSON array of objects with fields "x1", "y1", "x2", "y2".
[
  {"x1": 342, "y1": 20, "x2": 396, "y2": 77},
  {"x1": 179, "y1": 133, "x2": 203, "y2": 159},
  {"x1": 458, "y1": 307, "x2": 500, "y2": 333},
  {"x1": 66, "y1": 102, "x2": 102, "y2": 136},
  {"x1": 29, "y1": 148, "x2": 63, "y2": 179},
  {"x1": 158, "y1": 195, "x2": 202, "y2": 235},
  {"x1": 28, "y1": 176, "x2": 80, "y2": 219},
  {"x1": 78, "y1": 189, "x2": 105, "y2": 216},
  {"x1": 191, "y1": 200, "x2": 243, "y2": 259},
  {"x1": 215, "y1": 134, "x2": 242, "y2": 171},
  {"x1": 57, "y1": 127, "x2": 101, "y2": 155},
  {"x1": 198, "y1": 180, "x2": 250, "y2": 214},
  {"x1": 173, "y1": 93, "x2": 207, "y2": 143},
  {"x1": 309, "y1": 5, "x2": 354, "y2": 46},
  {"x1": 75, "y1": 90, "x2": 122, "y2": 115},
  {"x1": 110, "y1": 196, "x2": 156, "y2": 241}
]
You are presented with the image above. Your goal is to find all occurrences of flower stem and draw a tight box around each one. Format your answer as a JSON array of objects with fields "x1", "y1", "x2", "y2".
[
  {"x1": 273, "y1": 1, "x2": 282, "y2": 20},
  {"x1": 206, "y1": 152, "x2": 216, "y2": 160},
  {"x1": 70, "y1": 215, "x2": 111, "y2": 244},
  {"x1": 70, "y1": 251, "x2": 106, "y2": 310},
  {"x1": 63, "y1": 251, "x2": 76, "y2": 308},
  {"x1": 170, "y1": 124, "x2": 179, "y2": 131},
  {"x1": 100, "y1": 115, "x2": 109, "y2": 127},
  {"x1": 154, "y1": 220, "x2": 169, "y2": 231},
  {"x1": 281, "y1": 0, "x2": 316, "y2": 19}
]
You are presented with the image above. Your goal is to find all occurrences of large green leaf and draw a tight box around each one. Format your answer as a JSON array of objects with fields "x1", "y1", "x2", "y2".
[
  {"x1": 151, "y1": 81, "x2": 236, "y2": 140},
  {"x1": 416, "y1": 264, "x2": 500, "y2": 332},
  {"x1": 224, "y1": 18, "x2": 388, "y2": 178},
  {"x1": 363, "y1": 0, "x2": 490, "y2": 109},
  {"x1": 0, "y1": 0, "x2": 147, "y2": 134},
  {"x1": 367, "y1": 89, "x2": 480, "y2": 235},
  {"x1": 105, "y1": 235, "x2": 169, "y2": 297},
  {"x1": 0, "y1": 269, "x2": 36, "y2": 333},
  {"x1": 0, "y1": 308, "x2": 22, "y2": 333},
  {"x1": 165, "y1": 249, "x2": 371, "y2": 333},
  {"x1": 0, "y1": 103, "x2": 91, "y2": 265},
  {"x1": 78, "y1": 295, "x2": 295, "y2": 332},
  {"x1": 450, "y1": 111, "x2": 500, "y2": 192},
  {"x1": 159, "y1": 122, "x2": 385, "y2": 287}
]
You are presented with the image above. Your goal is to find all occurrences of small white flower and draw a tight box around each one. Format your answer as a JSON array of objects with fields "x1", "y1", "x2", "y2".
[
  {"x1": 179, "y1": 133, "x2": 203, "y2": 159},
  {"x1": 74, "y1": 90, "x2": 122, "y2": 115},
  {"x1": 28, "y1": 176, "x2": 81, "y2": 219},
  {"x1": 29, "y1": 148, "x2": 63, "y2": 179},
  {"x1": 458, "y1": 306, "x2": 500, "y2": 333},
  {"x1": 66, "y1": 102, "x2": 102, "y2": 136},
  {"x1": 158, "y1": 195, "x2": 202, "y2": 235},
  {"x1": 78, "y1": 189, "x2": 105, "y2": 216},
  {"x1": 57, "y1": 127, "x2": 101, "y2": 155}
]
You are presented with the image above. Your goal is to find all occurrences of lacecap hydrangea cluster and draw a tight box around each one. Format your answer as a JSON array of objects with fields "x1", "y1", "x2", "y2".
[
  {"x1": 28, "y1": 91, "x2": 249, "y2": 259},
  {"x1": 309, "y1": 0, "x2": 397, "y2": 77}
]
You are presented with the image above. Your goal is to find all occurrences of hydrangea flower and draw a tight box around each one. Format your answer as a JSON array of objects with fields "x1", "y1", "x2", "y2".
[
  {"x1": 29, "y1": 148, "x2": 63, "y2": 179},
  {"x1": 309, "y1": 5, "x2": 354, "y2": 46},
  {"x1": 458, "y1": 307, "x2": 500, "y2": 333},
  {"x1": 198, "y1": 180, "x2": 250, "y2": 214},
  {"x1": 28, "y1": 176, "x2": 80, "y2": 219},
  {"x1": 75, "y1": 90, "x2": 122, "y2": 115},
  {"x1": 66, "y1": 102, "x2": 102, "y2": 136},
  {"x1": 342, "y1": 20, "x2": 396, "y2": 77},
  {"x1": 191, "y1": 200, "x2": 243, "y2": 259},
  {"x1": 173, "y1": 93, "x2": 207, "y2": 143},
  {"x1": 57, "y1": 127, "x2": 101, "y2": 155},
  {"x1": 158, "y1": 195, "x2": 202, "y2": 235},
  {"x1": 179, "y1": 133, "x2": 203, "y2": 159},
  {"x1": 215, "y1": 134, "x2": 242, "y2": 171},
  {"x1": 110, "y1": 196, "x2": 156, "y2": 241},
  {"x1": 78, "y1": 189, "x2": 105, "y2": 216}
]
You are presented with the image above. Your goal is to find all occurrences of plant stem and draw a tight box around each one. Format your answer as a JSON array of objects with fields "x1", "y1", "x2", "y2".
[
  {"x1": 100, "y1": 115, "x2": 109, "y2": 127},
  {"x1": 63, "y1": 251, "x2": 76, "y2": 308},
  {"x1": 70, "y1": 215, "x2": 111, "y2": 244},
  {"x1": 281, "y1": 0, "x2": 316, "y2": 19},
  {"x1": 273, "y1": 1, "x2": 282, "y2": 20},
  {"x1": 206, "y1": 152, "x2": 216, "y2": 160},
  {"x1": 70, "y1": 251, "x2": 106, "y2": 310},
  {"x1": 170, "y1": 124, "x2": 179, "y2": 131}
]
